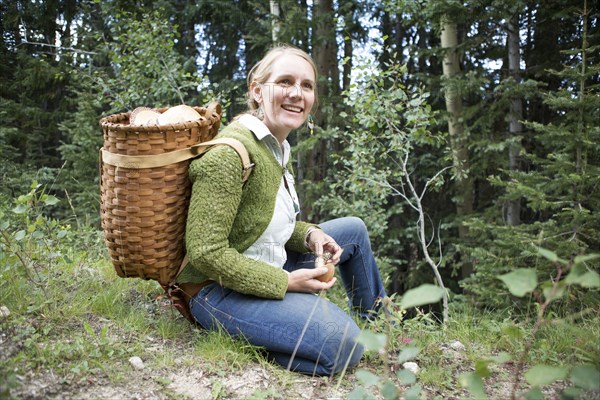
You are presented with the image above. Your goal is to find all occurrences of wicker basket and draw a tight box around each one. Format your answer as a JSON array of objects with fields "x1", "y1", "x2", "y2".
[{"x1": 99, "y1": 103, "x2": 222, "y2": 285}]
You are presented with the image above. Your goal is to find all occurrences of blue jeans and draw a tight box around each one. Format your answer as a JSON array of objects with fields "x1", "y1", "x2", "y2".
[{"x1": 189, "y1": 217, "x2": 387, "y2": 376}]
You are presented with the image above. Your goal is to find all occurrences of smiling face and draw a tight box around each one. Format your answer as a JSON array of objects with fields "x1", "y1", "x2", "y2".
[{"x1": 251, "y1": 54, "x2": 316, "y2": 142}]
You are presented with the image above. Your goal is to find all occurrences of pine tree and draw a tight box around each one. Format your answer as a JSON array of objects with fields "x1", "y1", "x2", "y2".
[{"x1": 462, "y1": 1, "x2": 599, "y2": 309}]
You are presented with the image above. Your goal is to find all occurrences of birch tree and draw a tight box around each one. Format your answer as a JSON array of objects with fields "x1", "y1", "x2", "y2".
[
  {"x1": 506, "y1": 9, "x2": 523, "y2": 226},
  {"x1": 440, "y1": 16, "x2": 474, "y2": 277},
  {"x1": 270, "y1": 1, "x2": 281, "y2": 42}
]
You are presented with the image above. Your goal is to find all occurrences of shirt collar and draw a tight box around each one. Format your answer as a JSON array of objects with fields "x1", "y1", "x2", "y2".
[
  {"x1": 237, "y1": 114, "x2": 291, "y2": 163},
  {"x1": 237, "y1": 114, "x2": 272, "y2": 140},
  {"x1": 238, "y1": 114, "x2": 289, "y2": 146}
]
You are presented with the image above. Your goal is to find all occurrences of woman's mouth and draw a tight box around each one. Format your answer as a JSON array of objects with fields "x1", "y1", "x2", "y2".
[{"x1": 282, "y1": 105, "x2": 303, "y2": 113}]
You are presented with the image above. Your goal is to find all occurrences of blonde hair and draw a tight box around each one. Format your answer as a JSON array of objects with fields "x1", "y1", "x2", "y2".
[{"x1": 245, "y1": 44, "x2": 318, "y2": 116}]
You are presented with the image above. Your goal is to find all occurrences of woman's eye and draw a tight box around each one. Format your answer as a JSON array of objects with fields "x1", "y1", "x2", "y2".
[
  {"x1": 278, "y1": 79, "x2": 292, "y2": 86},
  {"x1": 303, "y1": 82, "x2": 314, "y2": 90}
]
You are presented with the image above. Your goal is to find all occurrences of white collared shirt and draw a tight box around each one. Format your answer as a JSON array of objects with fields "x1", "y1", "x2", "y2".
[{"x1": 238, "y1": 114, "x2": 300, "y2": 268}]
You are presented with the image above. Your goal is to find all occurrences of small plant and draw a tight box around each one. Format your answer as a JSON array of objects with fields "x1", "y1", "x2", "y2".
[
  {"x1": 0, "y1": 181, "x2": 67, "y2": 290},
  {"x1": 460, "y1": 248, "x2": 600, "y2": 399},
  {"x1": 344, "y1": 285, "x2": 447, "y2": 399},
  {"x1": 327, "y1": 59, "x2": 451, "y2": 325}
]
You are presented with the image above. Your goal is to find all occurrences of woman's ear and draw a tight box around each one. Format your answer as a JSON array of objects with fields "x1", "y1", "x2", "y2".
[{"x1": 250, "y1": 81, "x2": 262, "y2": 104}]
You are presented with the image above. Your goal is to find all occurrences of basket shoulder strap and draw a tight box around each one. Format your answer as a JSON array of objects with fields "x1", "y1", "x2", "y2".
[
  {"x1": 208, "y1": 138, "x2": 253, "y2": 182},
  {"x1": 101, "y1": 137, "x2": 254, "y2": 182}
]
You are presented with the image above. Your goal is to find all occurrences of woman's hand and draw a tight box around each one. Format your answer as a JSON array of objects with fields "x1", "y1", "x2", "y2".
[
  {"x1": 286, "y1": 267, "x2": 336, "y2": 293},
  {"x1": 306, "y1": 229, "x2": 343, "y2": 265}
]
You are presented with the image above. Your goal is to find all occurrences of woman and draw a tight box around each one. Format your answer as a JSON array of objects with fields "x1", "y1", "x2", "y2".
[{"x1": 177, "y1": 44, "x2": 387, "y2": 376}]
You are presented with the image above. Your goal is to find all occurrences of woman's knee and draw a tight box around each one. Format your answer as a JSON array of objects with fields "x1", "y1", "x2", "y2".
[
  {"x1": 327, "y1": 216, "x2": 369, "y2": 242},
  {"x1": 342, "y1": 216, "x2": 368, "y2": 234},
  {"x1": 322, "y1": 320, "x2": 364, "y2": 374}
]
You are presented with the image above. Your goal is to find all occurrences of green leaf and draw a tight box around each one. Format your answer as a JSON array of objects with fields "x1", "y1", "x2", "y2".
[
  {"x1": 573, "y1": 254, "x2": 600, "y2": 265},
  {"x1": 561, "y1": 387, "x2": 582, "y2": 398},
  {"x1": 542, "y1": 281, "x2": 567, "y2": 302},
  {"x1": 43, "y1": 195, "x2": 60, "y2": 206},
  {"x1": 524, "y1": 387, "x2": 544, "y2": 400},
  {"x1": 348, "y1": 387, "x2": 376, "y2": 400},
  {"x1": 355, "y1": 369, "x2": 380, "y2": 388},
  {"x1": 489, "y1": 352, "x2": 511, "y2": 363},
  {"x1": 14, "y1": 230, "x2": 26, "y2": 241},
  {"x1": 565, "y1": 264, "x2": 600, "y2": 288},
  {"x1": 475, "y1": 359, "x2": 492, "y2": 378},
  {"x1": 400, "y1": 284, "x2": 445, "y2": 309},
  {"x1": 538, "y1": 247, "x2": 558, "y2": 262},
  {"x1": 524, "y1": 365, "x2": 568, "y2": 386},
  {"x1": 12, "y1": 204, "x2": 28, "y2": 214},
  {"x1": 403, "y1": 384, "x2": 421, "y2": 400},
  {"x1": 397, "y1": 369, "x2": 416, "y2": 385},
  {"x1": 211, "y1": 380, "x2": 222, "y2": 399},
  {"x1": 83, "y1": 321, "x2": 95, "y2": 337},
  {"x1": 398, "y1": 347, "x2": 420, "y2": 364},
  {"x1": 502, "y1": 323, "x2": 524, "y2": 340},
  {"x1": 459, "y1": 373, "x2": 487, "y2": 400},
  {"x1": 357, "y1": 330, "x2": 387, "y2": 352},
  {"x1": 498, "y1": 269, "x2": 538, "y2": 297},
  {"x1": 57, "y1": 230, "x2": 68, "y2": 239},
  {"x1": 570, "y1": 364, "x2": 600, "y2": 390},
  {"x1": 380, "y1": 380, "x2": 399, "y2": 400}
]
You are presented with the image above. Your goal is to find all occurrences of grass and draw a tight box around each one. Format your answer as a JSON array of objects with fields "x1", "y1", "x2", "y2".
[{"x1": 1, "y1": 219, "x2": 599, "y2": 399}]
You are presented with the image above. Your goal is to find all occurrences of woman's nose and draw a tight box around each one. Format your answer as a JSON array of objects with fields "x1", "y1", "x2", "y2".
[{"x1": 288, "y1": 83, "x2": 303, "y2": 99}]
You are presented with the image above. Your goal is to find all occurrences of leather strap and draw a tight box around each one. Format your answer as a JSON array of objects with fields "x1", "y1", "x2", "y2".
[
  {"x1": 161, "y1": 280, "x2": 212, "y2": 324},
  {"x1": 100, "y1": 137, "x2": 254, "y2": 182}
]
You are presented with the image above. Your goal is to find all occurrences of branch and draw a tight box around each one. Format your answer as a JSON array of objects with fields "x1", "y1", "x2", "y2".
[
  {"x1": 0, "y1": 229, "x2": 46, "y2": 288},
  {"x1": 358, "y1": 175, "x2": 418, "y2": 212},
  {"x1": 400, "y1": 151, "x2": 449, "y2": 326},
  {"x1": 421, "y1": 166, "x2": 453, "y2": 201},
  {"x1": 510, "y1": 262, "x2": 566, "y2": 400},
  {"x1": 160, "y1": 57, "x2": 185, "y2": 104},
  {"x1": 18, "y1": 39, "x2": 97, "y2": 55},
  {"x1": 436, "y1": 221, "x2": 444, "y2": 268},
  {"x1": 19, "y1": 19, "x2": 97, "y2": 55},
  {"x1": 425, "y1": 213, "x2": 435, "y2": 248}
]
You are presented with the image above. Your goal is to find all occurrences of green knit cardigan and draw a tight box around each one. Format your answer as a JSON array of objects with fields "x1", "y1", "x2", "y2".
[{"x1": 177, "y1": 121, "x2": 316, "y2": 299}]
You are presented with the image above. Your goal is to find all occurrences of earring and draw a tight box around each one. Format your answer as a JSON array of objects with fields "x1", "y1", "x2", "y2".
[
  {"x1": 307, "y1": 114, "x2": 315, "y2": 135},
  {"x1": 256, "y1": 106, "x2": 264, "y2": 120}
]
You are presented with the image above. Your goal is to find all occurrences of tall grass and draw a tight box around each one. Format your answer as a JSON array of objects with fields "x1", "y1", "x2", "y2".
[{"x1": 1, "y1": 190, "x2": 598, "y2": 399}]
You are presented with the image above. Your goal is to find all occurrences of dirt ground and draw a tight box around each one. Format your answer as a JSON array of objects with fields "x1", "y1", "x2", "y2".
[{"x1": 2, "y1": 310, "x2": 597, "y2": 400}]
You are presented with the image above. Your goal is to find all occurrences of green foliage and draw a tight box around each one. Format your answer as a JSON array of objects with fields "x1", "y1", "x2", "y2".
[
  {"x1": 352, "y1": 326, "x2": 422, "y2": 400},
  {"x1": 461, "y1": 17, "x2": 600, "y2": 309},
  {"x1": 497, "y1": 268, "x2": 538, "y2": 297},
  {"x1": 462, "y1": 248, "x2": 600, "y2": 399},
  {"x1": 102, "y1": 10, "x2": 207, "y2": 112},
  {"x1": 0, "y1": 186, "x2": 193, "y2": 387},
  {"x1": 524, "y1": 365, "x2": 568, "y2": 387},
  {"x1": 56, "y1": 78, "x2": 105, "y2": 223},
  {"x1": 0, "y1": 48, "x2": 73, "y2": 202},
  {"x1": 349, "y1": 290, "x2": 446, "y2": 399},
  {"x1": 400, "y1": 284, "x2": 445, "y2": 309},
  {"x1": 0, "y1": 182, "x2": 71, "y2": 287},
  {"x1": 317, "y1": 57, "x2": 453, "y2": 295},
  {"x1": 54, "y1": 9, "x2": 219, "y2": 222},
  {"x1": 1, "y1": 195, "x2": 597, "y2": 398},
  {"x1": 1, "y1": 1, "x2": 598, "y2": 397}
]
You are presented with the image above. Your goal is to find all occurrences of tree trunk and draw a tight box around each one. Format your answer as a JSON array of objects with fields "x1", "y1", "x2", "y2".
[
  {"x1": 314, "y1": 0, "x2": 339, "y2": 98},
  {"x1": 340, "y1": 0, "x2": 358, "y2": 91},
  {"x1": 301, "y1": 0, "x2": 337, "y2": 221},
  {"x1": 270, "y1": 1, "x2": 281, "y2": 43},
  {"x1": 506, "y1": 12, "x2": 523, "y2": 226},
  {"x1": 440, "y1": 18, "x2": 474, "y2": 278},
  {"x1": 342, "y1": 34, "x2": 353, "y2": 93}
]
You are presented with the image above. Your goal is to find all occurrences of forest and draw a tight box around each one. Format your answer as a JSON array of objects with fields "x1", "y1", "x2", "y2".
[{"x1": 1, "y1": 0, "x2": 599, "y2": 399}]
